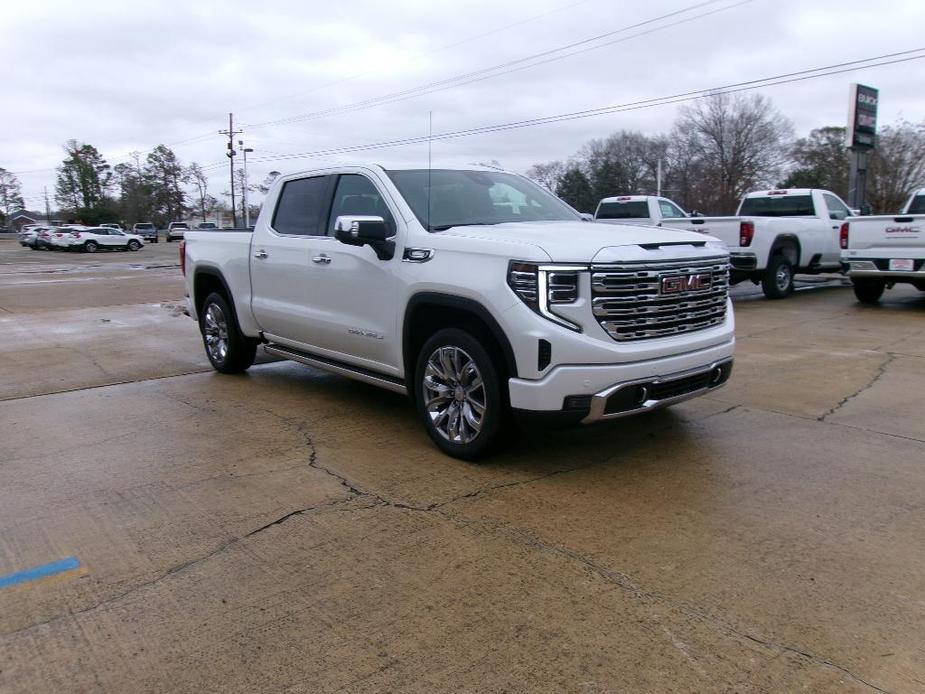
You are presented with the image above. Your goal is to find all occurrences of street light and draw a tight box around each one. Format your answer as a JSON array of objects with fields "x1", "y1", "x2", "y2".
[{"x1": 239, "y1": 140, "x2": 255, "y2": 228}]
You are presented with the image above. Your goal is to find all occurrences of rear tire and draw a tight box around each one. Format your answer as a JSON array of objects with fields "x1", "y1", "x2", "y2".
[
  {"x1": 84, "y1": 241, "x2": 98, "y2": 253},
  {"x1": 762, "y1": 255, "x2": 794, "y2": 299},
  {"x1": 199, "y1": 292, "x2": 258, "y2": 374},
  {"x1": 414, "y1": 328, "x2": 505, "y2": 460},
  {"x1": 852, "y1": 279, "x2": 885, "y2": 304}
]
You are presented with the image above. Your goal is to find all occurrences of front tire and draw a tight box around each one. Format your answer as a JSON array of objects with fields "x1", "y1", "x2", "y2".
[
  {"x1": 852, "y1": 279, "x2": 885, "y2": 304},
  {"x1": 199, "y1": 292, "x2": 257, "y2": 374},
  {"x1": 415, "y1": 328, "x2": 505, "y2": 460},
  {"x1": 128, "y1": 240, "x2": 141, "y2": 251},
  {"x1": 762, "y1": 255, "x2": 794, "y2": 299}
]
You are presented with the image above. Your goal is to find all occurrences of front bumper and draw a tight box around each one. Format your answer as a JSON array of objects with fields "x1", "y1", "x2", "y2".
[{"x1": 508, "y1": 338, "x2": 735, "y2": 422}]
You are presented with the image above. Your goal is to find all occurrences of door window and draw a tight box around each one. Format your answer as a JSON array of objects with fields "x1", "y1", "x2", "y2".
[
  {"x1": 823, "y1": 193, "x2": 850, "y2": 220},
  {"x1": 272, "y1": 175, "x2": 330, "y2": 236},
  {"x1": 658, "y1": 199, "x2": 686, "y2": 218},
  {"x1": 327, "y1": 174, "x2": 394, "y2": 233}
]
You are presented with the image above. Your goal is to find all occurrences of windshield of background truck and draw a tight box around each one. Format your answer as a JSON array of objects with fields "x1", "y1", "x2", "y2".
[
  {"x1": 739, "y1": 195, "x2": 815, "y2": 217},
  {"x1": 907, "y1": 195, "x2": 925, "y2": 214},
  {"x1": 386, "y1": 169, "x2": 579, "y2": 230},
  {"x1": 596, "y1": 200, "x2": 649, "y2": 219}
]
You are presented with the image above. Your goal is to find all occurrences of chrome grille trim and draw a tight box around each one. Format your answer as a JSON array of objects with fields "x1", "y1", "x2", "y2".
[{"x1": 591, "y1": 255, "x2": 730, "y2": 342}]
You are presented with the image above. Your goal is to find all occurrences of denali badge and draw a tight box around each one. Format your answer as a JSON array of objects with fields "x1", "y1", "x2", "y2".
[{"x1": 660, "y1": 273, "x2": 712, "y2": 295}]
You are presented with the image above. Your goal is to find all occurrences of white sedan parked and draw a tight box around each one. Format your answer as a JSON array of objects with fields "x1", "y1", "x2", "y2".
[{"x1": 52, "y1": 227, "x2": 145, "y2": 253}]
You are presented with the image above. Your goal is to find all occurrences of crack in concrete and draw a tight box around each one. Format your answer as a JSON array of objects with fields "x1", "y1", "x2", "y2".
[
  {"x1": 818, "y1": 353, "x2": 898, "y2": 422},
  {"x1": 1, "y1": 401, "x2": 897, "y2": 692}
]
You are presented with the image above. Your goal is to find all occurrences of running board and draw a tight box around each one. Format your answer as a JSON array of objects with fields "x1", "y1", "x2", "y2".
[{"x1": 263, "y1": 343, "x2": 407, "y2": 395}]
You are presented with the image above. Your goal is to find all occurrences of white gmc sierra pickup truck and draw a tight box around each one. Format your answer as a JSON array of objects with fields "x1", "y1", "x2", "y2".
[
  {"x1": 660, "y1": 188, "x2": 852, "y2": 299},
  {"x1": 182, "y1": 165, "x2": 735, "y2": 459},
  {"x1": 841, "y1": 188, "x2": 925, "y2": 303},
  {"x1": 594, "y1": 195, "x2": 690, "y2": 226}
]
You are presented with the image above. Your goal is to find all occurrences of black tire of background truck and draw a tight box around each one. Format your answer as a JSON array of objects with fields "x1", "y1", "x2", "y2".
[
  {"x1": 762, "y1": 255, "x2": 795, "y2": 299},
  {"x1": 199, "y1": 291, "x2": 258, "y2": 374},
  {"x1": 84, "y1": 241, "x2": 98, "y2": 253},
  {"x1": 852, "y1": 279, "x2": 886, "y2": 304},
  {"x1": 414, "y1": 328, "x2": 506, "y2": 461}
]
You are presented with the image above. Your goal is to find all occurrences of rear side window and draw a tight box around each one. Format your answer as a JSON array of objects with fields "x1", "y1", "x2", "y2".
[
  {"x1": 739, "y1": 195, "x2": 815, "y2": 217},
  {"x1": 273, "y1": 176, "x2": 330, "y2": 236},
  {"x1": 596, "y1": 200, "x2": 649, "y2": 219},
  {"x1": 907, "y1": 195, "x2": 925, "y2": 214}
]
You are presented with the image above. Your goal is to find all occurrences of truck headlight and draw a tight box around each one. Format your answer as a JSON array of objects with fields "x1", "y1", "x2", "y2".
[{"x1": 507, "y1": 261, "x2": 585, "y2": 331}]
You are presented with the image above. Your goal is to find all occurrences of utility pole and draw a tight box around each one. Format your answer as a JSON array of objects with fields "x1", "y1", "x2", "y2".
[
  {"x1": 239, "y1": 140, "x2": 254, "y2": 228},
  {"x1": 218, "y1": 113, "x2": 242, "y2": 227},
  {"x1": 43, "y1": 187, "x2": 51, "y2": 223},
  {"x1": 656, "y1": 159, "x2": 662, "y2": 197}
]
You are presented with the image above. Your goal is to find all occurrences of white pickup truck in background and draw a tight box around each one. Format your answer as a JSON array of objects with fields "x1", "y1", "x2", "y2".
[
  {"x1": 841, "y1": 188, "x2": 925, "y2": 303},
  {"x1": 660, "y1": 188, "x2": 852, "y2": 299},
  {"x1": 594, "y1": 195, "x2": 690, "y2": 226},
  {"x1": 182, "y1": 164, "x2": 735, "y2": 459}
]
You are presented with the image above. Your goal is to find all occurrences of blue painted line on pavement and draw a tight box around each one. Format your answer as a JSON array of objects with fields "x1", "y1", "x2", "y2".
[{"x1": 0, "y1": 556, "x2": 81, "y2": 590}]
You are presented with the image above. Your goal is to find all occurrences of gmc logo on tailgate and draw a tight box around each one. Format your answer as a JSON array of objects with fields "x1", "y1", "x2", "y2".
[{"x1": 660, "y1": 273, "x2": 712, "y2": 295}]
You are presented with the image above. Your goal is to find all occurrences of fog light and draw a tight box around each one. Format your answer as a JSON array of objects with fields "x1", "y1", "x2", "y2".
[{"x1": 709, "y1": 366, "x2": 724, "y2": 385}]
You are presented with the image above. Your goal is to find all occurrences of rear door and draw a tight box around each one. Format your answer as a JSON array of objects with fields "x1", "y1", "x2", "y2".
[{"x1": 249, "y1": 173, "x2": 336, "y2": 346}]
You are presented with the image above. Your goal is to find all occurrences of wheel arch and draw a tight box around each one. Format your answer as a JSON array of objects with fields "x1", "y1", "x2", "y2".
[
  {"x1": 192, "y1": 266, "x2": 236, "y2": 321},
  {"x1": 402, "y1": 293, "x2": 518, "y2": 402},
  {"x1": 769, "y1": 234, "x2": 801, "y2": 267}
]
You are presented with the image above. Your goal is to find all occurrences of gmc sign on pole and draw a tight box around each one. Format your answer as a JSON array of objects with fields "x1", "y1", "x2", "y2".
[{"x1": 847, "y1": 83, "x2": 878, "y2": 150}]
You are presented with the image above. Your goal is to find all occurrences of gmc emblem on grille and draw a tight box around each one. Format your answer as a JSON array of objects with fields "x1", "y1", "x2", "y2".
[{"x1": 660, "y1": 273, "x2": 712, "y2": 295}]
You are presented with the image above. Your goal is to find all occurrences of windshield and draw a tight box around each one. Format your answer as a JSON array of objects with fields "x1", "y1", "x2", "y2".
[
  {"x1": 906, "y1": 195, "x2": 925, "y2": 214},
  {"x1": 596, "y1": 200, "x2": 649, "y2": 219},
  {"x1": 136, "y1": 223, "x2": 153, "y2": 229},
  {"x1": 739, "y1": 195, "x2": 815, "y2": 217},
  {"x1": 385, "y1": 169, "x2": 579, "y2": 231},
  {"x1": 173, "y1": 223, "x2": 189, "y2": 229}
]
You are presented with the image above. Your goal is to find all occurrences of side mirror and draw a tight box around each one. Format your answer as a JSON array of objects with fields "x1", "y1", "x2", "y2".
[
  {"x1": 579, "y1": 212, "x2": 594, "y2": 222},
  {"x1": 690, "y1": 210, "x2": 702, "y2": 218},
  {"x1": 334, "y1": 215, "x2": 395, "y2": 260}
]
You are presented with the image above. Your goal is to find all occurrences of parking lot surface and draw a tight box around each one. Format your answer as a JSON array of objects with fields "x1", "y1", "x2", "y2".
[{"x1": 1, "y1": 238, "x2": 924, "y2": 692}]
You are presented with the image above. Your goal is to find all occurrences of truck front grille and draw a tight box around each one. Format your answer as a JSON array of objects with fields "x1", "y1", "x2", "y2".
[{"x1": 591, "y1": 256, "x2": 729, "y2": 342}]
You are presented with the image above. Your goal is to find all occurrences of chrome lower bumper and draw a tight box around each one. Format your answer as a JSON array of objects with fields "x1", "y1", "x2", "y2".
[{"x1": 582, "y1": 358, "x2": 733, "y2": 424}]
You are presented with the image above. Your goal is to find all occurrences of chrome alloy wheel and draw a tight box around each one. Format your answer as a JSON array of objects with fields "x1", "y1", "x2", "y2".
[
  {"x1": 203, "y1": 303, "x2": 229, "y2": 362},
  {"x1": 423, "y1": 346, "x2": 486, "y2": 444},
  {"x1": 776, "y1": 263, "x2": 792, "y2": 291}
]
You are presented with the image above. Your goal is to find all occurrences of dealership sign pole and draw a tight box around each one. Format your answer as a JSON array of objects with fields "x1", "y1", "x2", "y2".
[{"x1": 846, "y1": 83, "x2": 878, "y2": 211}]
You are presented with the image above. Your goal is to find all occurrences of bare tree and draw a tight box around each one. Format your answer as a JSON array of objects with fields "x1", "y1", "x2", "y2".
[
  {"x1": 780, "y1": 126, "x2": 849, "y2": 199},
  {"x1": 868, "y1": 120, "x2": 925, "y2": 213},
  {"x1": 670, "y1": 93, "x2": 793, "y2": 214},
  {"x1": 0, "y1": 168, "x2": 25, "y2": 222},
  {"x1": 187, "y1": 162, "x2": 211, "y2": 222},
  {"x1": 525, "y1": 161, "x2": 565, "y2": 192}
]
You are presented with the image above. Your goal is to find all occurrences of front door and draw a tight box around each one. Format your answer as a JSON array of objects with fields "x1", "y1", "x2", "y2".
[{"x1": 299, "y1": 172, "x2": 403, "y2": 375}]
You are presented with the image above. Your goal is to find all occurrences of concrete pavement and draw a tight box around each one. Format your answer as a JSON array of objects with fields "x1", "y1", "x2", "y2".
[{"x1": 1, "y1": 239, "x2": 923, "y2": 692}]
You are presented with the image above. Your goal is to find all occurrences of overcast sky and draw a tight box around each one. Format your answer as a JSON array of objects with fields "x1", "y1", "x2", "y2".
[{"x1": 5, "y1": 0, "x2": 925, "y2": 210}]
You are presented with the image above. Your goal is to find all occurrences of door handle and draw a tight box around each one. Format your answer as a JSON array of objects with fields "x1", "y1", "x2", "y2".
[
  {"x1": 312, "y1": 254, "x2": 332, "y2": 265},
  {"x1": 254, "y1": 249, "x2": 268, "y2": 259}
]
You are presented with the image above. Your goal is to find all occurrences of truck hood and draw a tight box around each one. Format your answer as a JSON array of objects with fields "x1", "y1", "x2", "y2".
[{"x1": 438, "y1": 220, "x2": 722, "y2": 262}]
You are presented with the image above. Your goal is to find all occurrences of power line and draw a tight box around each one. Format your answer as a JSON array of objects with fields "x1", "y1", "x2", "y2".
[
  {"x1": 237, "y1": 0, "x2": 596, "y2": 117},
  {"x1": 241, "y1": 48, "x2": 925, "y2": 165},
  {"x1": 245, "y1": 0, "x2": 745, "y2": 130},
  {"x1": 7, "y1": 0, "x2": 601, "y2": 176}
]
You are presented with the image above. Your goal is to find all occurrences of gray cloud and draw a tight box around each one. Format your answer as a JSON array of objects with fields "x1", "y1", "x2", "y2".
[{"x1": 5, "y1": 0, "x2": 924, "y2": 207}]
